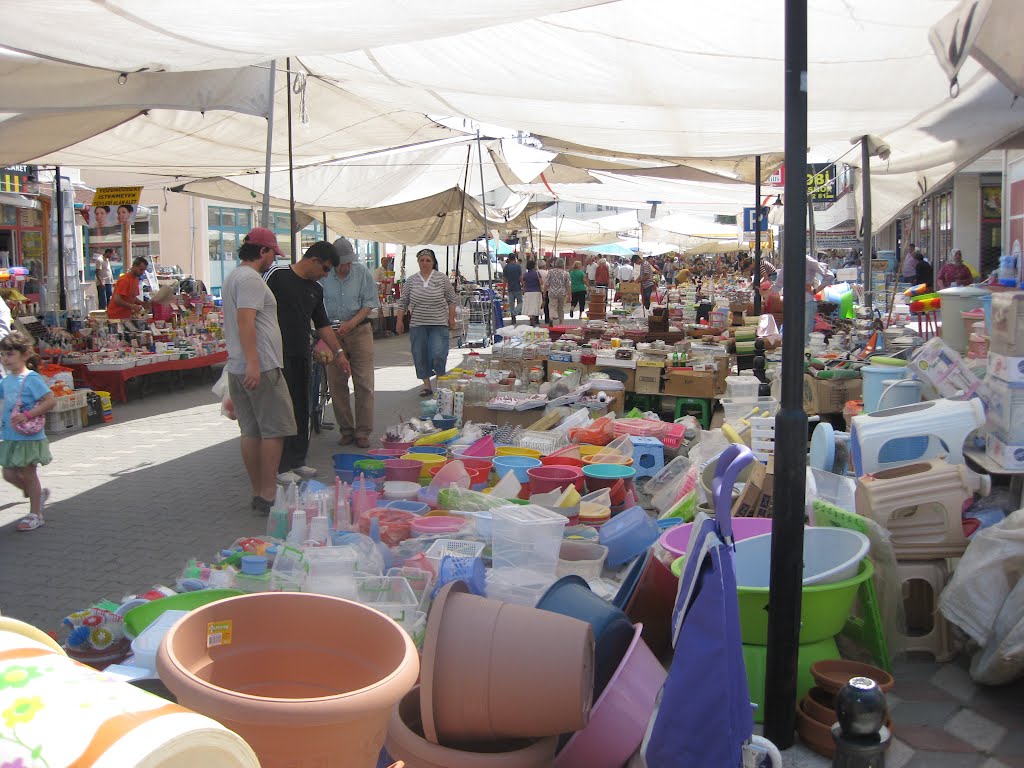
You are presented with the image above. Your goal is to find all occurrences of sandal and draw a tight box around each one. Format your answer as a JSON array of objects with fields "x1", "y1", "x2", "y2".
[
  {"x1": 17, "y1": 513, "x2": 44, "y2": 532},
  {"x1": 418, "y1": 388, "x2": 434, "y2": 397}
]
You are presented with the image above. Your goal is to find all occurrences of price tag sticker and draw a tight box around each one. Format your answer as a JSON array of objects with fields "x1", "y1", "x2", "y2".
[{"x1": 207, "y1": 620, "x2": 233, "y2": 647}]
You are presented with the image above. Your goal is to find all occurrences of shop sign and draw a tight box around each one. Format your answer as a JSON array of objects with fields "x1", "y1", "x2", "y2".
[
  {"x1": 807, "y1": 163, "x2": 838, "y2": 203},
  {"x1": 85, "y1": 186, "x2": 143, "y2": 229},
  {"x1": 767, "y1": 165, "x2": 785, "y2": 186},
  {"x1": 743, "y1": 206, "x2": 769, "y2": 232},
  {"x1": 1, "y1": 165, "x2": 36, "y2": 193},
  {"x1": 811, "y1": 229, "x2": 860, "y2": 249}
]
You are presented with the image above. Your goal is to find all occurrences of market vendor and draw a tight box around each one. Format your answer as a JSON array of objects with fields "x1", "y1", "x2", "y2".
[
  {"x1": 321, "y1": 237, "x2": 379, "y2": 449},
  {"x1": 106, "y1": 257, "x2": 150, "y2": 320}
]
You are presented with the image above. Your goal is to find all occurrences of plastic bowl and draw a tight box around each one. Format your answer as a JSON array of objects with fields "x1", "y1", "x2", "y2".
[
  {"x1": 449, "y1": 453, "x2": 494, "y2": 471},
  {"x1": 383, "y1": 480, "x2": 422, "y2": 501},
  {"x1": 582, "y1": 464, "x2": 637, "y2": 493},
  {"x1": 400, "y1": 453, "x2": 447, "y2": 478},
  {"x1": 496, "y1": 446, "x2": 543, "y2": 459},
  {"x1": 537, "y1": 575, "x2": 636, "y2": 699},
  {"x1": 493, "y1": 455, "x2": 543, "y2": 484},
  {"x1": 734, "y1": 528, "x2": 870, "y2": 587},
  {"x1": 527, "y1": 465, "x2": 584, "y2": 495},
  {"x1": 581, "y1": 454, "x2": 633, "y2": 467},
  {"x1": 407, "y1": 445, "x2": 447, "y2": 455},
  {"x1": 368, "y1": 448, "x2": 407, "y2": 458},
  {"x1": 122, "y1": 589, "x2": 243, "y2": 639},
  {"x1": 599, "y1": 506, "x2": 661, "y2": 568},
  {"x1": 357, "y1": 507, "x2": 416, "y2": 547},
  {"x1": 738, "y1": 559, "x2": 875, "y2": 645},
  {"x1": 432, "y1": 416, "x2": 457, "y2": 430},
  {"x1": 660, "y1": 517, "x2": 773, "y2": 559},
  {"x1": 385, "y1": 499, "x2": 430, "y2": 516},
  {"x1": 541, "y1": 455, "x2": 585, "y2": 469},
  {"x1": 554, "y1": 623, "x2": 666, "y2": 768},
  {"x1": 333, "y1": 452, "x2": 373, "y2": 474},
  {"x1": 380, "y1": 439, "x2": 414, "y2": 452}
]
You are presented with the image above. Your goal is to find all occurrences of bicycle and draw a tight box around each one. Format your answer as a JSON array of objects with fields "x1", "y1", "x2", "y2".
[{"x1": 308, "y1": 333, "x2": 333, "y2": 437}]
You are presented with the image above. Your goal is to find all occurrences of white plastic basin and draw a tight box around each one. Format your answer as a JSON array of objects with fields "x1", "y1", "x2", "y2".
[{"x1": 733, "y1": 528, "x2": 870, "y2": 588}]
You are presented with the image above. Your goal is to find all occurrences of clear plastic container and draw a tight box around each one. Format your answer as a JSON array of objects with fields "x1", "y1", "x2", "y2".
[
  {"x1": 304, "y1": 547, "x2": 358, "y2": 598},
  {"x1": 386, "y1": 566, "x2": 435, "y2": 610},
  {"x1": 485, "y1": 568, "x2": 553, "y2": 607},
  {"x1": 724, "y1": 375, "x2": 761, "y2": 401},
  {"x1": 490, "y1": 504, "x2": 568, "y2": 579},
  {"x1": 130, "y1": 609, "x2": 189, "y2": 670},
  {"x1": 354, "y1": 574, "x2": 419, "y2": 625}
]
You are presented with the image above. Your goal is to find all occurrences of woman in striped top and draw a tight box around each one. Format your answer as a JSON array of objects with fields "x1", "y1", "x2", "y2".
[{"x1": 396, "y1": 248, "x2": 457, "y2": 397}]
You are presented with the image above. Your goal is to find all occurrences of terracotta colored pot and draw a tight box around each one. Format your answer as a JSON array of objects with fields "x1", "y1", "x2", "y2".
[
  {"x1": 421, "y1": 582, "x2": 595, "y2": 745},
  {"x1": 803, "y1": 687, "x2": 837, "y2": 725},
  {"x1": 156, "y1": 592, "x2": 419, "y2": 768},
  {"x1": 386, "y1": 688, "x2": 558, "y2": 768},
  {"x1": 810, "y1": 659, "x2": 895, "y2": 696}
]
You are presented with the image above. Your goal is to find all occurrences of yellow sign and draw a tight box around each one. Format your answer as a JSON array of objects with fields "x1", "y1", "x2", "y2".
[
  {"x1": 92, "y1": 186, "x2": 142, "y2": 207},
  {"x1": 206, "y1": 620, "x2": 233, "y2": 647}
]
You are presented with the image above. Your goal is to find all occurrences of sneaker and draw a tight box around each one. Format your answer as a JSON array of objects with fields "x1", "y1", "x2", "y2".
[
  {"x1": 355, "y1": 436, "x2": 371, "y2": 449},
  {"x1": 16, "y1": 513, "x2": 44, "y2": 532},
  {"x1": 251, "y1": 496, "x2": 273, "y2": 515},
  {"x1": 293, "y1": 466, "x2": 318, "y2": 479},
  {"x1": 337, "y1": 434, "x2": 355, "y2": 446}
]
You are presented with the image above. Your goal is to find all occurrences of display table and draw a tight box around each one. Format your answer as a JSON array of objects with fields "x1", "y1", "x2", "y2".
[{"x1": 69, "y1": 352, "x2": 228, "y2": 403}]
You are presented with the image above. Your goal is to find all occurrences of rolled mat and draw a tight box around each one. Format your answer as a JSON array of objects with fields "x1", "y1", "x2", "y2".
[{"x1": 0, "y1": 624, "x2": 259, "y2": 768}]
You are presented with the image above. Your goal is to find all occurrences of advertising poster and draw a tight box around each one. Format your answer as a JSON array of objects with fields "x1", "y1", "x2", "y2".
[
  {"x1": 82, "y1": 186, "x2": 142, "y2": 229},
  {"x1": 1009, "y1": 159, "x2": 1024, "y2": 276}
]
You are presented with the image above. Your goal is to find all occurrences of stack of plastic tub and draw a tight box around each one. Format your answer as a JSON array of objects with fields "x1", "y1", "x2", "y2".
[{"x1": 486, "y1": 504, "x2": 568, "y2": 606}]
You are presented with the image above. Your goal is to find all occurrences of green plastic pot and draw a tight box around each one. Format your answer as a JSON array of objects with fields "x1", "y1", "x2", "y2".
[
  {"x1": 123, "y1": 588, "x2": 243, "y2": 638},
  {"x1": 737, "y1": 559, "x2": 874, "y2": 645},
  {"x1": 743, "y1": 637, "x2": 840, "y2": 724}
]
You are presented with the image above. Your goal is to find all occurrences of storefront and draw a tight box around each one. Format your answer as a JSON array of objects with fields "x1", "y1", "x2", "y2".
[{"x1": 0, "y1": 165, "x2": 48, "y2": 298}]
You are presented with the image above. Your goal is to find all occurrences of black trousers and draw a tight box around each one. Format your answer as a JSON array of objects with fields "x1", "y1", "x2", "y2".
[
  {"x1": 280, "y1": 354, "x2": 311, "y2": 472},
  {"x1": 571, "y1": 290, "x2": 587, "y2": 315}
]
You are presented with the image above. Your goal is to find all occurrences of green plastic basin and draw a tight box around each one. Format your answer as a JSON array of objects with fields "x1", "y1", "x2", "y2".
[
  {"x1": 737, "y1": 559, "x2": 873, "y2": 645},
  {"x1": 123, "y1": 588, "x2": 243, "y2": 639}
]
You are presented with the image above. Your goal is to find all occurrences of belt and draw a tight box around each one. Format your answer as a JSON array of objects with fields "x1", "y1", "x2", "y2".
[{"x1": 334, "y1": 317, "x2": 372, "y2": 328}]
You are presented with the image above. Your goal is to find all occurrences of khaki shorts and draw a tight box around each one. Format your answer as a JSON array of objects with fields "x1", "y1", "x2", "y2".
[{"x1": 228, "y1": 368, "x2": 297, "y2": 439}]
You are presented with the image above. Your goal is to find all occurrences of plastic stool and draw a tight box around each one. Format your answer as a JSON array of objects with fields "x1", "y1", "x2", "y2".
[
  {"x1": 897, "y1": 559, "x2": 954, "y2": 662},
  {"x1": 626, "y1": 393, "x2": 661, "y2": 414},
  {"x1": 813, "y1": 500, "x2": 891, "y2": 672},
  {"x1": 674, "y1": 397, "x2": 713, "y2": 430},
  {"x1": 629, "y1": 435, "x2": 665, "y2": 480}
]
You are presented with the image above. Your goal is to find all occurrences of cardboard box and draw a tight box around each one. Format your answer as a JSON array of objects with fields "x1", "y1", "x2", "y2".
[
  {"x1": 635, "y1": 367, "x2": 663, "y2": 395},
  {"x1": 460, "y1": 403, "x2": 607, "y2": 430},
  {"x1": 985, "y1": 431, "x2": 1024, "y2": 470},
  {"x1": 804, "y1": 375, "x2": 863, "y2": 415},
  {"x1": 732, "y1": 458, "x2": 767, "y2": 518},
  {"x1": 547, "y1": 361, "x2": 590, "y2": 382},
  {"x1": 662, "y1": 369, "x2": 725, "y2": 398},
  {"x1": 750, "y1": 456, "x2": 775, "y2": 518},
  {"x1": 591, "y1": 364, "x2": 636, "y2": 392}
]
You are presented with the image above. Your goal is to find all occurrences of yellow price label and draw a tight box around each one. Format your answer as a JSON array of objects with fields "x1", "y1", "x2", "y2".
[{"x1": 207, "y1": 620, "x2": 233, "y2": 647}]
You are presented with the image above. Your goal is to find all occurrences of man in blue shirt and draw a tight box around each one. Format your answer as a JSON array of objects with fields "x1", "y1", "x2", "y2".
[
  {"x1": 321, "y1": 237, "x2": 380, "y2": 448},
  {"x1": 503, "y1": 255, "x2": 523, "y2": 321}
]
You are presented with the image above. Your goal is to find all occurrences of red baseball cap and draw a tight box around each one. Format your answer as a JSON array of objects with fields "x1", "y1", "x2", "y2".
[{"x1": 244, "y1": 227, "x2": 283, "y2": 256}]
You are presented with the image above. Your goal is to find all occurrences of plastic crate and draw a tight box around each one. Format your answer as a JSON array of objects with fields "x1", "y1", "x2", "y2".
[
  {"x1": 53, "y1": 389, "x2": 89, "y2": 412},
  {"x1": 45, "y1": 407, "x2": 84, "y2": 433},
  {"x1": 424, "y1": 539, "x2": 486, "y2": 569},
  {"x1": 517, "y1": 430, "x2": 569, "y2": 453}
]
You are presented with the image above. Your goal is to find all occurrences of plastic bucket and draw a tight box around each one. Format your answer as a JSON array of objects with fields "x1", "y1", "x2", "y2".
[
  {"x1": 860, "y1": 364, "x2": 906, "y2": 413},
  {"x1": 493, "y1": 456, "x2": 543, "y2": 484},
  {"x1": 432, "y1": 416, "x2": 457, "y2": 430},
  {"x1": 541, "y1": 455, "x2": 585, "y2": 469},
  {"x1": 380, "y1": 440, "x2": 414, "y2": 453},
  {"x1": 660, "y1": 517, "x2": 772, "y2": 560},
  {"x1": 385, "y1": 500, "x2": 430, "y2": 516},
  {"x1": 408, "y1": 445, "x2": 447, "y2": 455},
  {"x1": 734, "y1": 528, "x2": 870, "y2": 588},
  {"x1": 528, "y1": 465, "x2": 584, "y2": 495},
  {"x1": 449, "y1": 452, "x2": 494, "y2": 471},
  {"x1": 383, "y1": 481, "x2": 422, "y2": 501},
  {"x1": 385, "y1": 459, "x2": 423, "y2": 483},
  {"x1": 411, "y1": 516, "x2": 467, "y2": 537},
  {"x1": 582, "y1": 464, "x2": 637, "y2": 493},
  {"x1": 369, "y1": 448, "x2": 407, "y2": 458},
  {"x1": 334, "y1": 452, "x2": 373, "y2": 475},
  {"x1": 400, "y1": 453, "x2": 447, "y2": 479}
]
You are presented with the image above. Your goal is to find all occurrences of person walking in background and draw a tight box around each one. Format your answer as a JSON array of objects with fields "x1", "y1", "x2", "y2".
[
  {"x1": 263, "y1": 236, "x2": 349, "y2": 473},
  {"x1": 901, "y1": 243, "x2": 918, "y2": 284},
  {"x1": 586, "y1": 257, "x2": 598, "y2": 285},
  {"x1": 913, "y1": 251, "x2": 934, "y2": 292},
  {"x1": 222, "y1": 233, "x2": 296, "y2": 513},
  {"x1": 93, "y1": 248, "x2": 114, "y2": 309},
  {"x1": 569, "y1": 260, "x2": 587, "y2": 318},
  {"x1": 638, "y1": 253, "x2": 655, "y2": 309},
  {"x1": 503, "y1": 254, "x2": 523, "y2": 321},
  {"x1": 396, "y1": 248, "x2": 457, "y2": 397},
  {"x1": 0, "y1": 331, "x2": 56, "y2": 531},
  {"x1": 538, "y1": 258, "x2": 552, "y2": 325},
  {"x1": 545, "y1": 258, "x2": 572, "y2": 325},
  {"x1": 321, "y1": 237, "x2": 379, "y2": 449},
  {"x1": 937, "y1": 248, "x2": 972, "y2": 289},
  {"x1": 594, "y1": 257, "x2": 610, "y2": 294},
  {"x1": 522, "y1": 259, "x2": 544, "y2": 326}
]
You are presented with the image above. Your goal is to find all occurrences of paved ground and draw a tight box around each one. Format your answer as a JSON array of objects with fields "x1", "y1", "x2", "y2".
[{"x1": 1, "y1": 332, "x2": 1021, "y2": 765}]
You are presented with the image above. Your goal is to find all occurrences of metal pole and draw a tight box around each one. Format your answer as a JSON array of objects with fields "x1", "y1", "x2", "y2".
[
  {"x1": 808, "y1": 199, "x2": 817, "y2": 261},
  {"x1": 322, "y1": 212, "x2": 327, "y2": 237},
  {"x1": 477, "y1": 131, "x2": 494, "y2": 286},
  {"x1": 261, "y1": 61, "x2": 277, "y2": 228},
  {"x1": 754, "y1": 155, "x2": 763, "y2": 314},
  {"x1": 454, "y1": 147, "x2": 472, "y2": 277},
  {"x1": 763, "y1": 0, "x2": 808, "y2": 747},
  {"x1": 861, "y1": 136, "x2": 873, "y2": 310},
  {"x1": 286, "y1": 58, "x2": 298, "y2": 261},
  {"x1": 55, "y1": 166, "x2": 66, "y2": 312}
]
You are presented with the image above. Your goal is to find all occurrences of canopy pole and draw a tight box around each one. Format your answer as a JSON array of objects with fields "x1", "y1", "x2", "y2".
[
  {"x1": 55, "y1": 166, "x2": 66, "y2": 312},
  {"x1": 754, "y1": 155, "x2": 762, "y2": 314},
  {"x1": 763, "y1": 0, "x2": 808, "y2": 747},
  {"x1": 808, "y1": 199, "x2": 817, "y2": 260},
  {"x1": 286, "y1": 58, "x2": 298, "y2": 262},
  {"x1": 477, "y1": 131, "x2": 494, "y2": 286},
  {"x1": 261, "y1": 61, "x2": 277, "y2": 229},
  {"x1": 861, "y1": 136, "x2": 873, "y2": 310},
  {"x1": 454, "y1": 147, "x2": 472, "y2": 278},
  {"x1": 322, "y1": 212, "x2": 327, "y2": 238}
]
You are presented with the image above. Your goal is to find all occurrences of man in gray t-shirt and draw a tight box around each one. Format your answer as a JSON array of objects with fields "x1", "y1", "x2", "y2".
[{"x1": 222, "y1": 227, "x2": 297, "y2": 514}]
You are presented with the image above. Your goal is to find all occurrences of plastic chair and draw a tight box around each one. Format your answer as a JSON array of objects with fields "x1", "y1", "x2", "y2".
[
  {"x1": 674, "y1": 396, "x2": 713, "y2": 429},
  {"x1": 812, "y1": 500, "x2": 891, "y2": 673},
  {"x1": 896, "y1": 559, "x2": 955, "y2": 662},
  {"x1": 630, "y1": 435, "x2": 665, "y2": 480}
]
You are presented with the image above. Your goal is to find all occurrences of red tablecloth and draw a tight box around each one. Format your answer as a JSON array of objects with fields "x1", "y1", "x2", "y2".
[{"x1": 68, "y1": 351, "x2": 227, "y2": 402}]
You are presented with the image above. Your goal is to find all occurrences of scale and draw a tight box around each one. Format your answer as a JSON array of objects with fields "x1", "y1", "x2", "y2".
[{"x1": 13, "y1": 315, "x2": 50, "y2": 345}]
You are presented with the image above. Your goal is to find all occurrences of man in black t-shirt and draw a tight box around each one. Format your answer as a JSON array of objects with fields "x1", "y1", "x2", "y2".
[{"x1": 261, "y1": 239, "x2": 349, "y2": 472}]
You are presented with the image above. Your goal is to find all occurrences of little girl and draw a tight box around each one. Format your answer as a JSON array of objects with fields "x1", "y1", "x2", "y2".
[{"x1": 0, "y1": 331, "x2": 56, "y2": 531}]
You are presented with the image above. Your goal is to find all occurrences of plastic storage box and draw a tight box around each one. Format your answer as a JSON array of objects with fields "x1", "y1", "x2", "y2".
[{"x1": 490, "y1": 504, "x2": 569, "y2": 578}]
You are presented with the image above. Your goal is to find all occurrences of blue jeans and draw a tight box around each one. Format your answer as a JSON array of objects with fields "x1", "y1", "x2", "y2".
[
  {"x1": 409, "y1": 325, "x2": 450, "y2": 381},
  {"x1": 508, "y1": 290, "x2": 523, "y2": 319}
]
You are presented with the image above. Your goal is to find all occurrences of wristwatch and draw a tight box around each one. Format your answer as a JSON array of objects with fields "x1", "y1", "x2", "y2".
[{"x1": 334, "y1": 348, "x2": 346, "y2": 359}]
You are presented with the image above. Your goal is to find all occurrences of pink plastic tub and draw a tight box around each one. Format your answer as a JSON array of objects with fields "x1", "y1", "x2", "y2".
[
  {"x1": 554, "y1": 623, "x2": 666, "y2": 768},
  {"x1": 659, "y1": 517, "x2": 773, "y2": 559},
  {"x1": 410, "y1": 515, "x2": 467, "y2": 536},
  {"x1": 449, "y1": 453, "x2": 494, "y2": 471},
  {"x1": 384, "y1": 459, "x2": 423, "y2": 483},
  {"x1": 527, "y1": 465, "x2": 584, "y2": 495},
  {"x1": 369, "y1": 448, "x2": 407, "y2": 458}
]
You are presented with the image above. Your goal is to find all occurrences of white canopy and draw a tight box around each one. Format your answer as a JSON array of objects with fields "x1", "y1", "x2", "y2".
[{"x1": 528, "y1": 211, "x2": 639, "y2": 250}]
